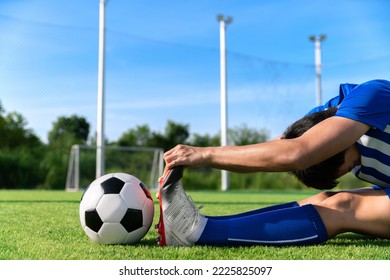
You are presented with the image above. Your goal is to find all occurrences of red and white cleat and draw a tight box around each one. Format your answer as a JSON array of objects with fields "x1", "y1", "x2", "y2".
[{"x1": 155, "y1": 166, "x2": 207, "y2": 246}]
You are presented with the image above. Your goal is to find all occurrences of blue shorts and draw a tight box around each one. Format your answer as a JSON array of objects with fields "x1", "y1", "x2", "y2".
[{"x1": 372, "y1": 186, "x2": 390, "y2": 199}]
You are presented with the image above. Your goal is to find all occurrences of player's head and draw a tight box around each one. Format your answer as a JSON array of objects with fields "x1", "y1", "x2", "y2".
[{"x1": 282, "y1": 107, "x2": 347, "y2": 190}]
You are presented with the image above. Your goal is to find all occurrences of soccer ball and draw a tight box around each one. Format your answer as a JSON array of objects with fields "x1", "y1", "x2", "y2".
[{"x1": 79, "y1": 173, "x2": 154, "y2": 245}]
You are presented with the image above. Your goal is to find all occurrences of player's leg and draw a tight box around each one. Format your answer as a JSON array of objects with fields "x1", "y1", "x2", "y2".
[
  {"x1": 298, "y1": 190, "x2": 337, "y2": 205},
  {"x1": 213, "y1": 187, "x2": 390, "y2": 243},
  {"x1": 209, "y1": 190, "x2": 342, "y2": 220},
  {"x1": 197, "y1": 202, "x2": 328, "y2": 246},
  {"x1": 157, "y1": 166, "x2": 329, "y2": 246},
  {"x1": 205, "y1": 201, "x2": 299, "y2": 220},
  {"x1": 309, "y1": 188, "x2": 390, "y2": 238}
]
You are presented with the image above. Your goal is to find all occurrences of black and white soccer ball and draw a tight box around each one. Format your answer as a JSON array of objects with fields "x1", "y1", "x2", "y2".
[{"x1": 79, "y1": 173, "x2": 154, "y2": 245}]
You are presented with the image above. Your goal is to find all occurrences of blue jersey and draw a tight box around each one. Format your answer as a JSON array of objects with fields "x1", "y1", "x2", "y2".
[{"x1": 307, "y1": 79, "x2": 390, "y2": 188}]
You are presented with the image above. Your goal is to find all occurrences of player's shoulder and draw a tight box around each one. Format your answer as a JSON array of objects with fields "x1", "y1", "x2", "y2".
[
  {"x1": 347, "y1": 79, "x2": 390, "y2": 92},
  {"x1": 341, "y1": 79, "x2": 390, "y2": 98}
]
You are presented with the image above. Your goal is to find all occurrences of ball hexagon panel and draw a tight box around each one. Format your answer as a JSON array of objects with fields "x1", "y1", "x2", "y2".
[
  {"x1": 98, "y1": 222, "x2": 128, "y2": 244},
  {"x1": 80, "y1": 182, "x2": 104, "y2": 211},
  {"x1": 120, "y1": 182, "x2": 146, "y2": 210},
  {"x1": 96, "y1": 194, "x2": 128, "y2": 222}
]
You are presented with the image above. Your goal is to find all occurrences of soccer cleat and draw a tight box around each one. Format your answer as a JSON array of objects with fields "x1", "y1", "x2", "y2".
[{"x1": 156, "y1": 166, "x2": 207, "y2": 246}]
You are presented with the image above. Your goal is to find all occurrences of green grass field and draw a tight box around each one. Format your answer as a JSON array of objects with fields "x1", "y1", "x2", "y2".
[{"x1": 0, "y1": 189, "x2": 389, "y2": 260}]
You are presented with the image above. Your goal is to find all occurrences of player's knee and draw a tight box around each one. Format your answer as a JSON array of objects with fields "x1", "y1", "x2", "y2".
[{"x1": 320, "y1": 191, "x2": 357, "y2": 213}]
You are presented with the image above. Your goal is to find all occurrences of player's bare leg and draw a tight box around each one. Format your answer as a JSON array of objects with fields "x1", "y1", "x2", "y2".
[{"x1": 299, "y1": 188, "x2": 390, "y2": 238}]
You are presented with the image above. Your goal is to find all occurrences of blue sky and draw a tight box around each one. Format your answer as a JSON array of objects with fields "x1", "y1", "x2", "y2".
[{"x1": 1, "y1": 0, "x2": 390, "y2": 143}]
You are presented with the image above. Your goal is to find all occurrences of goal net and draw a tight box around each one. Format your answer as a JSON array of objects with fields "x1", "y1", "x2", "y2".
[{"x1": 65, "y1": 144, "x2": 164, "y2": 192}]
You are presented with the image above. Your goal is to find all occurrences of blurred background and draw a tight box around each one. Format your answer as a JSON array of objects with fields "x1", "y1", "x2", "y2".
[{"x1": 0, "y1": 0, "x2": 388, "y2": 190}]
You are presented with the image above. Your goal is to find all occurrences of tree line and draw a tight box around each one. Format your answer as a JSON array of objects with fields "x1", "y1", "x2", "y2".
[
  {"x1": 0, "y1": 100, "x2": 366, "y2": 190},
  {"x1": 0, "y1": 100, "x2": 276, "y2": 189}
]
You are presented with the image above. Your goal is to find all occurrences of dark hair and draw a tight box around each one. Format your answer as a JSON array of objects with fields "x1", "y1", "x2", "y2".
[{"x1": 282, "y1": 107, "x2": 346, "y2": 190}]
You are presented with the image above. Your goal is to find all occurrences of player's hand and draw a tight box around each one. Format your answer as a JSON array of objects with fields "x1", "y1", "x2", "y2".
[{"x1": 164, "y1": 144, "x2": 208, "y2": 170}]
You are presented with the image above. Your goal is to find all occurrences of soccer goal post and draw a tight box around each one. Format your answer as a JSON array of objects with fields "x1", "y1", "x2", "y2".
[{"x1": 66, "y1": 144, "x2": 164, "y2": 192}]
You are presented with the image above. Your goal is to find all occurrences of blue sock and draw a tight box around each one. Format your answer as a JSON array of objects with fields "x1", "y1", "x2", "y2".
[
  {"x1": 196, "y1": 204, "x2": 328, "y2": 246},
  {"x1": 206, "y1": 201, "x2": 299, "y2": 220}
]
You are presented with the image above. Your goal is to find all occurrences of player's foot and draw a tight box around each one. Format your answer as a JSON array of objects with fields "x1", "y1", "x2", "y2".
[{"x1": 156, "y1": 166, "x2": 207, "y2": 246}]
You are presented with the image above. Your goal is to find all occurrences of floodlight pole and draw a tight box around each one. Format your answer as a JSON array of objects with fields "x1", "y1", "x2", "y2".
[
  {"x1": 96, "y1": 0, "x2": 108, "y2": 178},
  {"x1": 309, "y1": 34, "x2": 326, "y2": 106},
  {"x1": 217, "y1": 14, "x2": 233, "y2": 191}
]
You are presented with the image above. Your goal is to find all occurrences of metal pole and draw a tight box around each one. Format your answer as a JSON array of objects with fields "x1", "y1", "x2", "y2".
[
  {"x1": 96, "y1": 0, "x2": 107, "y2": 178},
  {"x1": 217, "y1": 15, "x2": 233, "y2": 191},
  {"x1": 75, "y1": 145, "x2": 80, "y2": 191},
  {"x1": 309, "y1": 34, "x2": 326, "y2": 106}
]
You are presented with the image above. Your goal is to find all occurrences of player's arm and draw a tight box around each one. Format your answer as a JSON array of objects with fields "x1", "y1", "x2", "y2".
[{"x1": 164, "y1": 116, "x2": 370, "y2": 172}]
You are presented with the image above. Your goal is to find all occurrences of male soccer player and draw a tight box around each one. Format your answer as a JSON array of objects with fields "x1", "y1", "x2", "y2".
[{"x1": 156, "y1": 79, "x2": 390, "y2": 246}]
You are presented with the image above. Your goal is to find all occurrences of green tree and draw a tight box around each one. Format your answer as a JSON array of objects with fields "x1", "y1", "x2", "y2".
[
  {"x1": 0, "y1": 101, "x2": 5, "y2": 137},
  {"x1": 0, "y1": 111, "x2": 42, "y2": 149},
  {"x1": 156, "y1": 120, "x2": 189, "y2": 151},
  {"x1": 228, "y1": 124, "x2": 270, "y2": 145},
  {"x1": 48, "y1": 114, "x2": 89, "y2": 144},
  {"x1": 189, "y1": 133, "x2": 220, "y2": 147},
  {"x1": 0, "y1": 101, "x2": 44, "y2": 188},
  {"x1": 42, "y1": 115, "x2": 90, "y2": 189},
  {"x1": 117, "y1": 124, "x2": 153, "y2": 147},
  {"x1": 116, "y1": 120, "x2": 190, "y2": 151}
]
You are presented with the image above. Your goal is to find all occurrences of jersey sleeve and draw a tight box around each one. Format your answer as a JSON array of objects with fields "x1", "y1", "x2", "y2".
[
  {"x1": 335, "y1": 79, "x2": 390, "y2": 131},
  {"x1": 305, "y1": 83, "x2": 358, "y2": 115}
]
